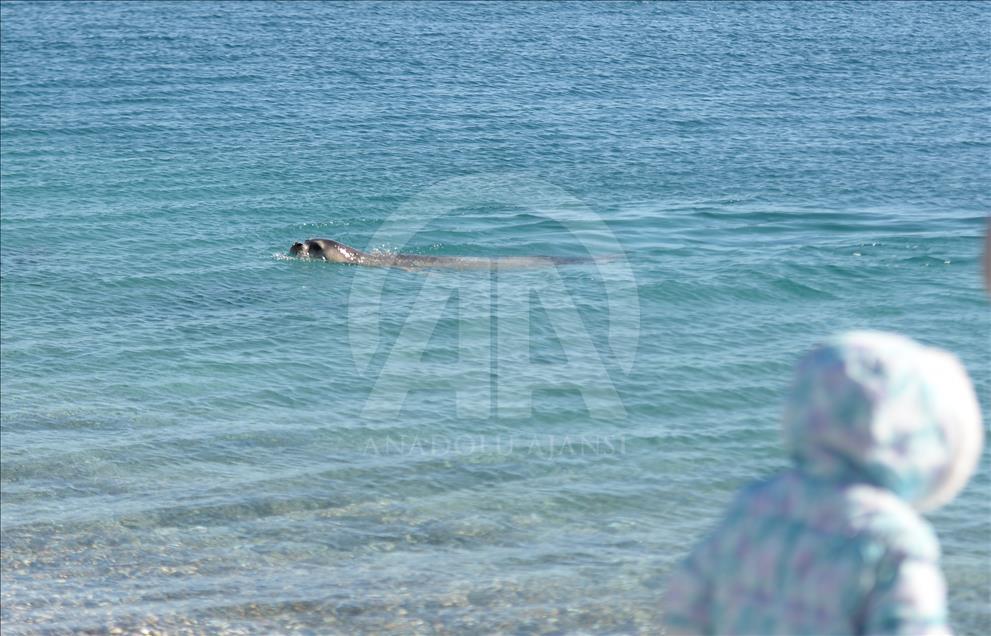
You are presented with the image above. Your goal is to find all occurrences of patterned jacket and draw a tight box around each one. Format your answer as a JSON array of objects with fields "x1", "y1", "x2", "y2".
[{"x1": 663, "y1": 331, "x2": 983, "y2": 636}]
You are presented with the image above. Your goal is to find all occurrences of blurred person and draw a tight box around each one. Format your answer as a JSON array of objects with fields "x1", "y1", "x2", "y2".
[
  {"x1": 983, "y1": 217, "x2": 991, "y2": 295},
  {"x1": 663, "y1": 331, "x2": 983, "y2": 636}
]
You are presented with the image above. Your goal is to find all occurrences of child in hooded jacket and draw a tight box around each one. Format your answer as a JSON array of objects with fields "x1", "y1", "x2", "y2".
[{"x1": 663, "y1": 331, "x2": 984, "y2": 636}]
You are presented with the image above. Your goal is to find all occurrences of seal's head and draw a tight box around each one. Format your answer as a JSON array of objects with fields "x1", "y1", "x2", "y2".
[{"x1": 289, "y1": 238, "x2": 363, "y2": 264}]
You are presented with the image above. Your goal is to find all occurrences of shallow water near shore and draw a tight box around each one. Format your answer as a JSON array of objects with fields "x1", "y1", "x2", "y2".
[{"x1": 2, "y1": 2, "x2": 989, "y2": 633}]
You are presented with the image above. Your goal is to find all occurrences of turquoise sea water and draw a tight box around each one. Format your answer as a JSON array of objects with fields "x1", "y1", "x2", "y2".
[{"x1": 2, "y1": 1, "x2": 989, "y2": 633}]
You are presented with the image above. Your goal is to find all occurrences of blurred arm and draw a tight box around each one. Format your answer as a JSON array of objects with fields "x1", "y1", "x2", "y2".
[{"x1": 861, "y1": 552, "x2": 952, "y2": 636}]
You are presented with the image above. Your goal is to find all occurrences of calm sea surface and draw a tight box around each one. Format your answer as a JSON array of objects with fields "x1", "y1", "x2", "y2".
[{"x1": 2, "y1": 1, "x2": 989, "y2": 633}]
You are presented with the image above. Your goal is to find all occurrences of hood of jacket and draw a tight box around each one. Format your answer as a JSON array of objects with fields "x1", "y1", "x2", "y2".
[{"x1": 782, "y1": 331, "x2": 983, "y2": 512}]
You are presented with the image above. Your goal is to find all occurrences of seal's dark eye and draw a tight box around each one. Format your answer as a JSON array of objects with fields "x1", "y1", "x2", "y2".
[{"x1": 308, "y1": 243, "x2": 323, "y2": 254}]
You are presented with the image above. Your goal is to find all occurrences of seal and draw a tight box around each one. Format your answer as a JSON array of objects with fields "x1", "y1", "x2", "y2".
[
  {"x1": 289, "y1": 238, "x2": 592, "y2": 270},
  {"x1": 289, "y1": 239, "x2": 365, "y2": 264}
]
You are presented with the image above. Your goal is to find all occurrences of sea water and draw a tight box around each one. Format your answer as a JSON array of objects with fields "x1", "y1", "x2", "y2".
[{"x1": 1, "y1": 1, "x2": 988, "y2": 633}]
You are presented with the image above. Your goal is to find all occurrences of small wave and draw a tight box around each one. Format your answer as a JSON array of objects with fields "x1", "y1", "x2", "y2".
[{"x1": 901, "y1": 254, "x2": 954, "y2": 266}]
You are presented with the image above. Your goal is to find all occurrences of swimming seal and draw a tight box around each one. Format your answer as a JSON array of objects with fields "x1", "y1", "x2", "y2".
[{"x1": 289, "y1": 238, "x2": 591, "y2": 270}]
